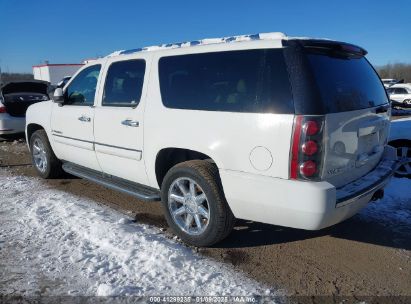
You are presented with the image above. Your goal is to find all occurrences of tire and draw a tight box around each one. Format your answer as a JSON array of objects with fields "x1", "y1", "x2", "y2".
[
  {"x1": 29, "y1": 129, "x2": 63, "y2": 179},
  {"x1": 393, "y1": 144, "x2": 411, "y2": 179},
  {"x1": 161, "y1": 160, "x2": 235, "y2": 247}
]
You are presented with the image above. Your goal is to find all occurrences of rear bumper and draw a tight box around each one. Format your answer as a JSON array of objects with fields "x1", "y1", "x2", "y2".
[
  {"x1": 335, "y1": 158, "x2": 395, "y2": 207},
  {"x1": 220, "y1": 146, "x2": 397, "y2": 230},
  {"x1": 0, "y1": 113, "x2": 25, "y2": 135}
]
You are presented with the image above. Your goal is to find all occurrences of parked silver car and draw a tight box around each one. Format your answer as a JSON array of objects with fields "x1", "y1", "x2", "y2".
[
  {"x1": 388, "y1": 84, "x2": 411, "y2": 108},
  {"x1": 0, "y1": 81, "x2": 49, "y2": 136}
]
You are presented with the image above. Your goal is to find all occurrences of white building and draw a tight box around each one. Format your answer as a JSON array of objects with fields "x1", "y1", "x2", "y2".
[{"x1": 32, "y1": 63, "x2": 84, "y2": 85}]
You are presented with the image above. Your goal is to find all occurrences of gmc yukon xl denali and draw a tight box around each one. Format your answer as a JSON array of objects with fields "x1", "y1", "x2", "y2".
[{"x1": 25, "y1": 32, "x2": 397, "y2": 247}]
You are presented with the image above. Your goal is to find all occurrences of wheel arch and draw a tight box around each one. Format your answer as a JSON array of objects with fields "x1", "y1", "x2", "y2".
[
  {"x1": 154, "y1": 147, "x2": 220, "y2": 188},
  {"x1": 26, "y1": 123, "x2": 45, "y2": 146}
]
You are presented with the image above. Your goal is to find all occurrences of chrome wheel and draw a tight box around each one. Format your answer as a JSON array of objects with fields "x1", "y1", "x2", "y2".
[
  {"x1": 168, "y1": 177, "x2": 210, "y2": 236},
  {"x1": 32, "y1": 138, "x2": 48, "y2": 173},
  {"x1": 395, "y1": 146, "x2": 411, "y2": 177}
]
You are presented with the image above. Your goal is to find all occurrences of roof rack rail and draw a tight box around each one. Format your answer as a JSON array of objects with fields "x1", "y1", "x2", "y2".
[{"x1": 106, "y1": 32, "x2": 286, "y2": 57}]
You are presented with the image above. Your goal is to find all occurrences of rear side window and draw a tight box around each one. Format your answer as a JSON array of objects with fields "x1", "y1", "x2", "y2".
[
  {"x1": 395, "y1": 88, "x2": 408, "y2": 94},
  {"x1": 103, "y1": 60, "x2": 146, "y2": 107},
  {"x1": 158, "y1": 49, "x2": 293, "y2": 113},
  {"x1": 307, "y1": 54, "x2": 388, "y2": 113}
]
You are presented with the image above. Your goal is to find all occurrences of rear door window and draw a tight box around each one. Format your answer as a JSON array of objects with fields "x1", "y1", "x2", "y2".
[
  {"x1": 103, "y1": 59, "x2": 146, "y2": 107},
  {"x1": 158, "y1": 49, "x2": 293, "y2": 114},
  {"x1": 395, "y1": 88, "x2": 408, "y2": 94},
  {"x1": 306, "y1": 54, "x2": 388, "y2": 113}
]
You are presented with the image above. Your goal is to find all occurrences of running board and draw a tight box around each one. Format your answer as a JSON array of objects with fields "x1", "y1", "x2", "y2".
[{"x1": 62, "y1": 162, "x2": 161, "y2": 201}]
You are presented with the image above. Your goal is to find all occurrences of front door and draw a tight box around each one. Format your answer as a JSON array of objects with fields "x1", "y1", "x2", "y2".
[
  {"x1": 93, "y1": 58, "x2": 149, "y2": 185},
  {"x1": 50, "y1": 64, "x2": 102, "y2": 171}
]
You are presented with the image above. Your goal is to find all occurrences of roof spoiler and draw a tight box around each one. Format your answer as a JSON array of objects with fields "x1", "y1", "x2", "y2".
[{"x1": 283, "y1": 39, "x2": 368, "y2": 57}]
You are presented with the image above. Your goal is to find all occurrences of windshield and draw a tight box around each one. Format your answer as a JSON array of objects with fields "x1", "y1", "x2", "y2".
[{"x1": 307, "y1": 54, "x2": 388, "y2": 113}]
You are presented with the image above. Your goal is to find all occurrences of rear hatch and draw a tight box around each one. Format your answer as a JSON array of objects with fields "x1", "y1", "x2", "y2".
[
  {"x1": 284, "y1": 39, "x2": 390, "y2": 187},
  {"x1": 1, "y1": 81, "x2": 49, "y2": 117}
]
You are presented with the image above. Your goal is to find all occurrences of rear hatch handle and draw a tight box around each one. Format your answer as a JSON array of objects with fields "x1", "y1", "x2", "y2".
[{"x1": 375, "y1": 104, "x2": 390, "y2": 114}]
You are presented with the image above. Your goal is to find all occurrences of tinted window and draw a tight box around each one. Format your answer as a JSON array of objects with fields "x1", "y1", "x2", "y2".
[
  {"x1": 65, "y1": 65, "x2": 101, "y2": 106},
  {"x1": 395, "y1": 88, "x2": 408, "y2": 94},
  {"x1": 103, "y1": 60, "x2": 146, "y2": 107},
  {"x1": 307, "y1": 54, "x2": 388, "y2": 112},
  {"x1": 159, "y1": 49, "x2": 293, "y2": 113}
]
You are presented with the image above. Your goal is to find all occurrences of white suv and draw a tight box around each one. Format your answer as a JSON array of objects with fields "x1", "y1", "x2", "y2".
[
  {"x1": 387, "y1": 84, "x2": 411, "y2": 108},
  {"x1": 25, "y1": 33, "x2": 397, "y2": 246}
]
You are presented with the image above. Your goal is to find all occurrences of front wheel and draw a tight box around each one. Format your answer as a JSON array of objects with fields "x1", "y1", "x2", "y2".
[
  {"x1": 161, "y1": 160, "x2": 235, "y2": 247},
  {"x1": 30, "y1": 129, "x2": 63, "y2": 179}
]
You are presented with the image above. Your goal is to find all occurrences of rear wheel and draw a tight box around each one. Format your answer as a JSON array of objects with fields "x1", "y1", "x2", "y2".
[
  {"x1": 30, "y1": 129, "x2": 63, "y2": 178},
  {"x1": 393, "y1": 144, "x2": 411, "y2": 178},
  {"x1": 161, "y1": 160, "x2": 235, "y2": 247}
]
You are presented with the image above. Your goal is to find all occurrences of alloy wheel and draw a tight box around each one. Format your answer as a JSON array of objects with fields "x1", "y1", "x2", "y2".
[
  {"x1": 168, "y1": 177, "x2": 210, "y2": 236},
  {"x1": 32, "y1": 138, "x2": 48, "y2": 173}
]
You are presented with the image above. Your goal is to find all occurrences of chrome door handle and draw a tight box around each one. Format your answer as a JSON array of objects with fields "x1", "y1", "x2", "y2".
[
  {"x1": 121, "y1": 119, "x2": 139, "y2": 127},
  {"x1": 78, "y1": 116, "x2": 91, "y2": 122}
]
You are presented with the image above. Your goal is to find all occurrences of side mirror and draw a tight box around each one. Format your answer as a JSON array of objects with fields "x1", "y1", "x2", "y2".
[{"x1": 53, "y1": 88, "x2": 64, "y2": 105}]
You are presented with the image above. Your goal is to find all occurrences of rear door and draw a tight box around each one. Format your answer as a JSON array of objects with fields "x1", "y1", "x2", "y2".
[
  {"x1": 323, "y1": 108, "x2": 389, "y2": 187},
  {"x1": 302, "y1": 49, "x2": 390, "y2": 187},
  {"x1": 93, "y1": 57, "x2": 149, "y2": 185},
  {"x1": 50, "y1": 64, "x2": 102, "y2": 171}
]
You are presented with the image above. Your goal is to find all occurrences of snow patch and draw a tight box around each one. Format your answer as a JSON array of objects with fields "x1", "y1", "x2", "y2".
[
  {"x1": 0, "y1": 171, "x2": 273, "y2": 297},
  {"x1": 359, "y1": 177, "x2": 411, "y2": 234}
]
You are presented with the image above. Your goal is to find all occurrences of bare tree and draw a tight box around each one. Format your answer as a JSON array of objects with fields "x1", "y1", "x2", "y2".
[
  {"x1": 0, "y1": 73, "x2": 34, "y2": 86},
  {"x1": 376, "y1": 63, "x2": 411, "y2": 83}
]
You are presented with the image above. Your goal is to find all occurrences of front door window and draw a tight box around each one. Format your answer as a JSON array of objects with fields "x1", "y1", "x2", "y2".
[{"x1": 65, "y1": 65, "x2": 101, "y2": 106}]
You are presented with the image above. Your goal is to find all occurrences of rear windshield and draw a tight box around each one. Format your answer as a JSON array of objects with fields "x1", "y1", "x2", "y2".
[
  {"x1": 159, "y1": 49, "x2": 294, "y2": 114},
  {"x1": 307, "y1": 54, "x2": 388, "y2": 113}
]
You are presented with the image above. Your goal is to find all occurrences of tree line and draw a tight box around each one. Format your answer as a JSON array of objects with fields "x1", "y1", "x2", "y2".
[
  {"x1": 0, "y1": 73, "x2": 34, "y2": 86},
  {"x1": 376, "y1": 63, "x2": 411, "y2": 83}
]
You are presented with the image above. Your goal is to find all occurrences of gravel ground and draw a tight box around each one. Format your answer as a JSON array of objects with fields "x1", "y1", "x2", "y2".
[{"x1": 0, "y1": 137, "x2": 410, "y2": 301}]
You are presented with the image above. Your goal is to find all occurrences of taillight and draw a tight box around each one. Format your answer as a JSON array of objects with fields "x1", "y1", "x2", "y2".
[
  {"x1": 303, "y1": 120, "x2": 319, "y2": 136},
  {"x1": 301, "y1": 140, "x2": 318, "y2": 156},
  {"x1": 300, "y1": 160, "x2": 317, "y2": 177},
  {"x1": 290, "y1": 115, "x2": 324, "y2": 180},
  {"x1": 0, "y1": 105, "x2": 6, "y2": 113}
]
